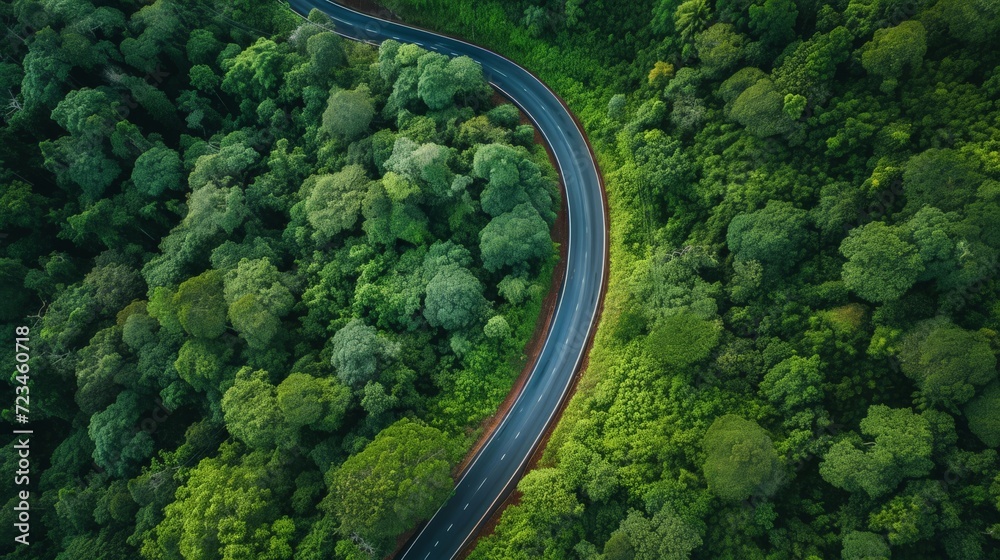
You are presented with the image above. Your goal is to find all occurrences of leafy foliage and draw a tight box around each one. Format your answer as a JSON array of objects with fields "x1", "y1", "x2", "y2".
[{"x1": 0, "y1": 3, "x2": 558, "y2": 558}]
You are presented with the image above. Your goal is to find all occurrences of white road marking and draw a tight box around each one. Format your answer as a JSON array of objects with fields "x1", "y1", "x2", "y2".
[
  {"x1": 307, "y1": 7, "x2": 609, "y2": 560},
  {"x1": 464, "y1": 503, "x2": 469, "y2": 510},
  {"x1": 447, "y1": 524, "x2": 453, "y2": 532},
  {"x1": 477, "y1": 478, "x2": 488, "y2": 491},
  {"x1": 515, "y1": 431, "x2": 520, "y2": 439},
  {"x1": 434, "y1": 541, "x2": 439, "y2": 547},
  {"x1": 495, "y1": 70, "x2": 508, "y2": 78},
  {"x1": 501, "y1": 454, "x2": 506, "y2": 461}
]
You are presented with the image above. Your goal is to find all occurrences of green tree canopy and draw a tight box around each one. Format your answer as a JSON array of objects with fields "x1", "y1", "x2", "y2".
[
  {"x1": 302, "y1": 165, "x2": 369, "y2": 244},
  {"x1": 760, "y1": 354, "x2": 824, "y2": 411},
  {"x1": 175, "y1": 338, "x2": 231, "y2": 395},
  {"x1": 840, "y1": 222, "x2": 923, "y2": 303},
  {"x1": 674, "y1": 0, "x2": 713, "y2": 50},
  {"x1": 479, "y1": 203, "x2": 553, "y2": 273},
  {"x1": 473, "y1": 143, "x2": 555, "y2": 222},
  {"x1": 727, "y1": 200, "x2": 811, "y2": 275},
  {"x1": 702, "y1": 414, "x2": 782, "y2": 501},
  {"x1": 748, "y1": 0, "x2": 798, "y2": 51},
  {"x1": 696, "y1": 23, "x2": 746, "y2": 78},
  {"x1": 610, "y1": 507, "x2": 703, "y2": 560},
  {"x1": 322, "y1": 418, "x2": 454, "y2": 552},
  {"x1": 728, "y1": 78, "x2": 797, "y2": 137},
  {"x1": 899, "y1": 320, "x2": 997, "y2": 408},
  {"x1": 131, "y1": 145, "x2": 184, "y2": 198},
  {"x1": 175, "y1": 269, "x2": 228, "y2": 339},
  {"x1": 88, "y1": 390, "x2": 154, "y2": 478},
  {"x1": 276, "y1": 372, "x2": 351, "y2": 432},
  {"x1": 221, "y1": 367, "x2": 292, "y2": 450},
  {"x1": 841, "y1": 531, "x2": 890, "y2": 560},
  {"x1": 331, "y1": 318, "x2": 386, "y2": 388},
  {"x1": 307, "y1": 31, "x2": 345, "y2": 77},
  {"x1": 820, "y1": 405, "x2": 933, "y2": 498},
  {"x1": 902, "y1": 149, "x2": 984, "y2": 215},
  {"x1": 148, "y1": 445, "x2": 294, "y2": 560},
  {"x1": 423, "y1": 265, "x2": 488, "y2": 331},
  {"x1": 223, "y1": 257, "x2": 295, "y2": 349},
  {"x1": 964, "y1": 382, "x2": 1000, "y2": 447},
  {"x1": 645, "y1": 311, "x2": 721, "y2": 368},
  {"x1": 322, "y1": 86, "x2": 375, "y2": 140},
  {"x1": 861, "y1": 21, "x2": 927, "y2": 90}
]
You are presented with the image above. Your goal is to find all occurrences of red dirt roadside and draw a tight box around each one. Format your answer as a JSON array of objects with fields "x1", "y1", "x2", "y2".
[{"x1": 332, "y1": 4, "x2": 612, "y2": 557}]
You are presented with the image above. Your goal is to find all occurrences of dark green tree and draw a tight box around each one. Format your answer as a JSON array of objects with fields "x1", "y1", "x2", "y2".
[
  {"x1": 479, "y1": 203, "x2": 553, "y2": 273},
  {"x1": 820, "y1": 405, "x2": 933, "y2": 498}
]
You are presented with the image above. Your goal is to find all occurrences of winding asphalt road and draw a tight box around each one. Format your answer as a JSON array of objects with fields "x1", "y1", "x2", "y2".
[{"x1": 285, "y1": 2, "x2": 607, "y2": 558}]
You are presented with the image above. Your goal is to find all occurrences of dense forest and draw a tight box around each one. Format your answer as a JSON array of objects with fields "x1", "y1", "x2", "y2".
[
  {"x1": 375, "y1": 0, "x2": 1000, "y2": 559},
  {"x1": 0, "y1": 1, "x2": 561, "y2": 558}
]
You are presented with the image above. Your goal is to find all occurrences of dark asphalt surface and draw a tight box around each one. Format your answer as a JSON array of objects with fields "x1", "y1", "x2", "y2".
[{"x1": 285, "y1": 2, "x2": 608, "y2": 558}]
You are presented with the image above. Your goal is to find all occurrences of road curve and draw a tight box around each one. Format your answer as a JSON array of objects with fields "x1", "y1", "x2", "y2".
[{"x1": 285, "y1": 2, "x2": 608, "y2": 558}]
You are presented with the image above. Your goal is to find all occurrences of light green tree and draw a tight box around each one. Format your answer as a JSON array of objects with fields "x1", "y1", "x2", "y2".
[
  {"x1": 303, "y1": 165, "x2": 369, "y2": 244},
  {"x1": 322, "y1": 419, "x2": 454, "y2": 552},
  {"x1": 611, "y1": 507, "x2": 703, "y2": 560},
  {"x1": 221, "y1": 367, "x2": 291, "y2": 450},
  {"x1": 841, "y1": 531, "x2": 890, "y2": 560},
  {"x1": 760, "y1": 355, "x2": 824, "y2": 411},
  {"x1": 322, "y1": 86, "x2": 374, "y2": 140},
  {"x1": 223, "y1": 258, "x2": 295, "y2": 349},
  {"x1": 674, "y1": 0, "x2": 713, "y2": 55},
  {"x1": 702, "y1": 415, "x2": 782, "y2": 501},
  {"x1": 729, "y1": 78, "x2": 797, "y2": 137},
  {"x1": 148, "y1": 445, "x2": 294, "y2": 560},
  {"x1": 645, "y1": 312, "x2": 721, "y2": 368},
  {"x1": 696, "y1": 23, "x2": 746, "y2": 78},
  {"x1": 276, "y1": 372, "x2": 351, "y2": 432}
]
